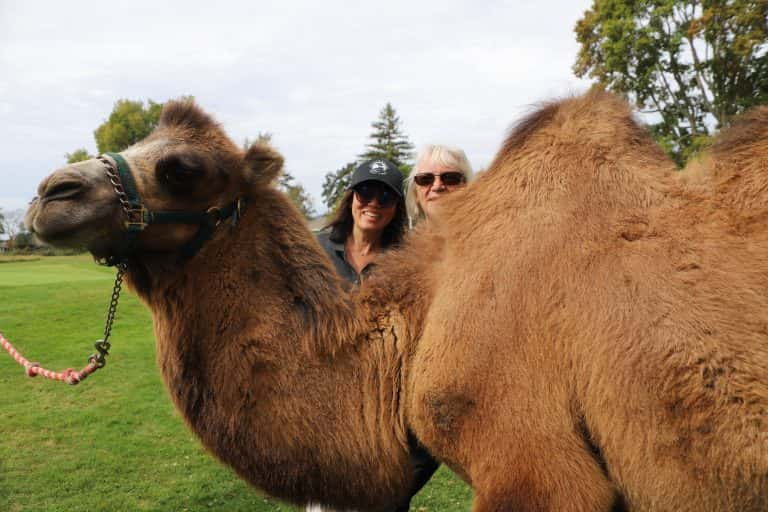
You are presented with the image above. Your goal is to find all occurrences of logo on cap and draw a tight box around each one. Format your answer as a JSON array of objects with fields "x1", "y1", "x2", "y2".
[{"x1": 369, "y1": 160, "x2": 388, "y2": 175}]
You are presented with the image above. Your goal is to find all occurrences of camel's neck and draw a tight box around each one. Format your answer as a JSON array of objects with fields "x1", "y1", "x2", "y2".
[{"x1": 126, "y1": 189, "x2": 414, "y2": 510}]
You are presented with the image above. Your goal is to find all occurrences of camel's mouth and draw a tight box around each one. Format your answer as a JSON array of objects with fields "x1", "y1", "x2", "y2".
[
  {"x1": 27, "y1": 161, "x2": 123, "y2": 250},
  {"x1": 26, "y1": 199, "x2": 92, "y2": 248}
]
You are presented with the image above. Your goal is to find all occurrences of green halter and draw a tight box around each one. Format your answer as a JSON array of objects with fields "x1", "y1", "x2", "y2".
[{"x1": 102, "y1": 152, "x2": 243, "y2": 266}]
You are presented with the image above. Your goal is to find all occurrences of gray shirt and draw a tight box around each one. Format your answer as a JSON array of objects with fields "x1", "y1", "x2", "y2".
[{"x1": 316, "y1": 230, "x2": 377, "y2": 285}]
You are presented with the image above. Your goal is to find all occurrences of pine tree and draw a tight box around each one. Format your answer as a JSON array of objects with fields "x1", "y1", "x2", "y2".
[
  {"x1": 359, "y1": 103, "x2": 414, "y2": 172},
  {"x1": 321, "y1": 103, "x2": 414, "y2": 215}
]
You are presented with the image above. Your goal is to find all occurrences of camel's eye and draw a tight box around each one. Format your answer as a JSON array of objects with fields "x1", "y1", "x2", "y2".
[{"x1": 155, "y1": 153, "x2": 206, "y2": 192}]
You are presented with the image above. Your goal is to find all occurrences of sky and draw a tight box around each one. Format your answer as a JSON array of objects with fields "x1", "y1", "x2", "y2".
[{"x1": 0, "y1": 0, "x2": 594, "y2": 215}]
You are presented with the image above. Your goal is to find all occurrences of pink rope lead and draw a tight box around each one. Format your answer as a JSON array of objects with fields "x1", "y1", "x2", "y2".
[
  {"x1": 1, "y1": 331, "x2": 101, "y2": 385},
  {"x1": 0, "y1": 264, "x2": 126, "y2": 387}
]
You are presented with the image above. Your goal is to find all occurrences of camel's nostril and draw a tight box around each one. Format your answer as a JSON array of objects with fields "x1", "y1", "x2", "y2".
[{"x1": 42, "y1": 180, "x2": 85, "y2": 202}]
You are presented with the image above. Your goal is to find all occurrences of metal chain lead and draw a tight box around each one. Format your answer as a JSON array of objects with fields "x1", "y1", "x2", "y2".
[
  {"x1": 102, "y1": 157, "x2": 132, "y2": 214},
  {"x1": 91, "y1": 262, "x2": 126, "y2": 368}
]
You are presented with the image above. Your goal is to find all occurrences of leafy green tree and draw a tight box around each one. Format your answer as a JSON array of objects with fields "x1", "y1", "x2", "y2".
[
  {"x1": 94, "y1": 99, "x2": 163, "y2": 153},
  {"x1": 0, "y1": 209, "x2": 5, "y2": 234},
  {"x1": 574, "y1": 0, "x2": 768, "y2": 164},
  {"x1": 359, "y1": 103, "x2": 415, "y2": 172},
  {"x1": 321, "y1": 162, "x2": 356, "y2": 212},
  {"x1": 63, "y1": 98, "x2": 172, "y2": 164},
  {"x1": 65, "y1": 148, "x2": 93, "y2": 164}
]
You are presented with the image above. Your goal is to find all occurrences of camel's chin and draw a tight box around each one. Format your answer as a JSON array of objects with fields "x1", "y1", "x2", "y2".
[
  {"x1": 30, "y1": 200, "x2": 112, "y2": 250},
  {"x1": 32, "y1": 224, "x2": 94, "y2": 250}
]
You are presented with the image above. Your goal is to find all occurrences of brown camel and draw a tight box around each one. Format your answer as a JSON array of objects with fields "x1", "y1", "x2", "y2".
[{"x1": 26, "y1": 90, "x2": 768, "y2": 511}]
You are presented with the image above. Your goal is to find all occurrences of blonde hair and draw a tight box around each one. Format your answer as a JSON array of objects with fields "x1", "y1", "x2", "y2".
[{"x1": 405, "y1": 144, "x2": 474, "y2": 226}]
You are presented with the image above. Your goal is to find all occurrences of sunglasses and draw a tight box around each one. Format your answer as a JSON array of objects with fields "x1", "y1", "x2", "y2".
[
  {"x1": 353, "y1": 183, "x2": 398, "y2": 208},
  {"x1": 413, "y1": 171, "x2": 465, "y2": 187}
]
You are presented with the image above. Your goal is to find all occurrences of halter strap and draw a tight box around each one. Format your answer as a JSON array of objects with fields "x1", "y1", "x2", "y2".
[
  {"x1": 100, "y1": 152, "x2": 244, "y2": 266},
  {"x1": 106, "y1": 152, "x2": 141, "y2": 209}
]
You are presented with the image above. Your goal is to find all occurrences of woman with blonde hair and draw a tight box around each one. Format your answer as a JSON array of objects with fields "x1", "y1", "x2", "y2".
[{"x1": 405, "y1": 144, "x2": 474, "y2": 228}]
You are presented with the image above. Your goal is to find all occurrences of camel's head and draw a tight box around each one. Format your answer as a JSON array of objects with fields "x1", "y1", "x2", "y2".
[{"x1": 26, "y1": 100, "x2": 283, "y2": 263}]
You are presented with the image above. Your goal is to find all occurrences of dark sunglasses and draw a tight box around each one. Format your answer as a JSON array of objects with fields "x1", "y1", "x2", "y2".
[
  {"x1": 353, "y1": 183, "x2": 398, "y2": 208},
  {"x1": 413, "y1": 171, "x2": 465, "y2": 187}
]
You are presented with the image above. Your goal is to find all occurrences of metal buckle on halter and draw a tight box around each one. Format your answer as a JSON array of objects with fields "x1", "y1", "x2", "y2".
[{"x1": 124, "y1": 206, "x2": 149, "y2": 231}]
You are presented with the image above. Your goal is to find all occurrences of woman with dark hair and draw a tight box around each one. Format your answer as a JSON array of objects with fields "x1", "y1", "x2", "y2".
[
  {"x1": 311, "y1": 159, "x2": 435, "y2": 512},
  {"x1": 316, "y1": 158, "x2": 407, "y2": 285}
]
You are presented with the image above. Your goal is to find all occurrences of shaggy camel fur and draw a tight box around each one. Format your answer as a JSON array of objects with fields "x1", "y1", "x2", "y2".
[{"x1": 26, "y1": 90, "x2": 768, "y2": 511}]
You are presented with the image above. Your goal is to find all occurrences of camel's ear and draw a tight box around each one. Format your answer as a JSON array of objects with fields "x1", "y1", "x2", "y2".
[{"x1": 244, "y1": 142, "x2": 284, "y2": 186}]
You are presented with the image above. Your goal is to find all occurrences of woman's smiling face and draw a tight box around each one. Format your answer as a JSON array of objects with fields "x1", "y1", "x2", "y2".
[{"x1": 351, "y1": 182, "x2": 397, "y2": 234}]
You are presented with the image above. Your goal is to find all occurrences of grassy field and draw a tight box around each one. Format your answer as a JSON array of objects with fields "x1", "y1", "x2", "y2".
[{"x1": 0, "y1": 255, "x2": 472, "y2": 511}]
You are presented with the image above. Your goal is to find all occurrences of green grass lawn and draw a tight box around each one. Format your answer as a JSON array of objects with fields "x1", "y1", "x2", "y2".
[{"x1": 0, "y1": 255, "x2": 472, "y2": 511}]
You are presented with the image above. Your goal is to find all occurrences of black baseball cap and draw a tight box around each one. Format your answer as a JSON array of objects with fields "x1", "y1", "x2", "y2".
[{"x1": 348, "y1": 159, "x2": 403, "y2": 197}]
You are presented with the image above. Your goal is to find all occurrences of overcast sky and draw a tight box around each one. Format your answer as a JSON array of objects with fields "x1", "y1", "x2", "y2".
[{"x1": 0, "y1": 0, "x2": 594, "y2": 215}]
